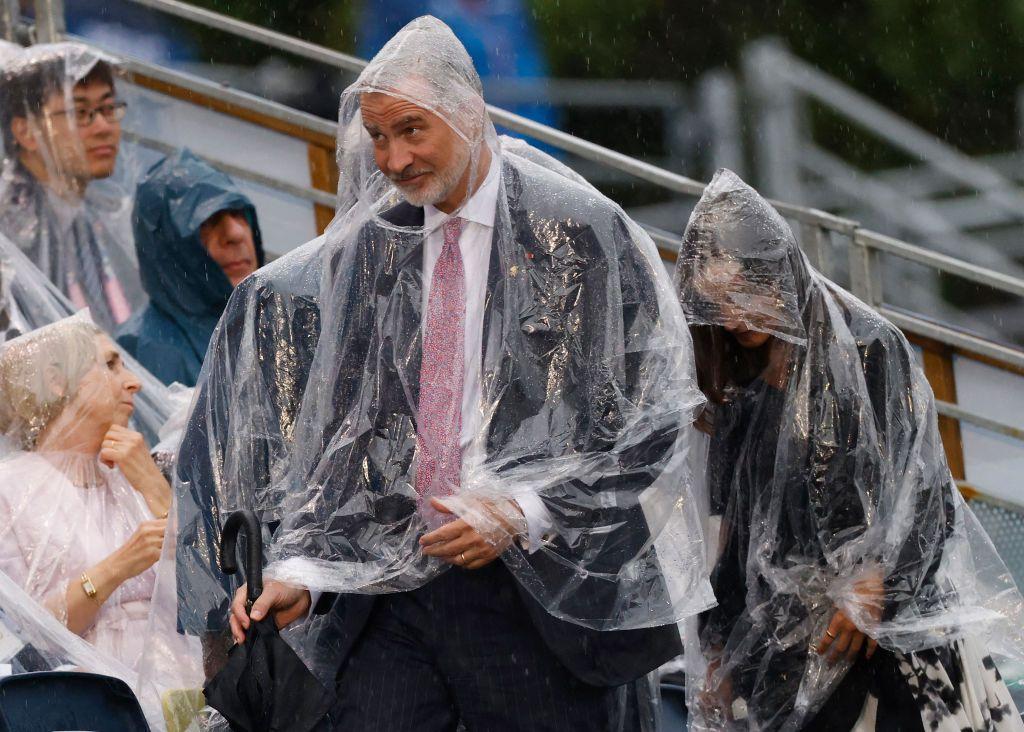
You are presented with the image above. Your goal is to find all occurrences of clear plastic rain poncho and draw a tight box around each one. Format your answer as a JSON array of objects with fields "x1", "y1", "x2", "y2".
[
  {"x1": 676, "y1": 170, "x2": 1024, "y2": 730},
  {"x1": 0, "y1": 228, "x2": 184, "y2": 447},
  {"x1": 174, "y1": 15, "x2": 713, "y2": 648},
  {"x1": 0, "y1": 313, "x2": 203, "y2": 729},
  {"x1": 0, "y1": 42, "x2": 145, "y2": 333},
  {"x1": 0, "y1": 314, "x2": 166, "y2": 667}
]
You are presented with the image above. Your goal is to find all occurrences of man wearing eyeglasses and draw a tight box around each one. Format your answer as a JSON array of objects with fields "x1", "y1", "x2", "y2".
[{"x1": 0, "y1": 42, "x2": 144, "y2": 333}]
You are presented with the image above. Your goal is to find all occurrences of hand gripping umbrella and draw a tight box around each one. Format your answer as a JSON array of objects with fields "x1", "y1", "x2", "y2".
[{"x1": 203, "y1": 511, "x2": 335, "y2": 732}]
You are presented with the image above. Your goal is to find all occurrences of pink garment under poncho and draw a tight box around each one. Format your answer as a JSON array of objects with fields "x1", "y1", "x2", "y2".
[{"x1": 0, "y1": 451, "x2": 156, "y2": 670}]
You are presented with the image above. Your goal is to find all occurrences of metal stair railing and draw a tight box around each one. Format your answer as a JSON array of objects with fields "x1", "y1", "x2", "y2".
[
  {"x1": 19, "y1": 0, "x2": 1024, "y2": 510},
  {"x1": 744, "y1": 38, "x2": 1024, "y2": 218},
  {"x1": 743, "y1": 39, "x2": 1024, "y2": 292}
]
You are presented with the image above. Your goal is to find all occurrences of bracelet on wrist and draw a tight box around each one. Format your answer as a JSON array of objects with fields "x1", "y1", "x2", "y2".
[{"x1": 80, "y1": 572, "x2": 101, "y2": 605}]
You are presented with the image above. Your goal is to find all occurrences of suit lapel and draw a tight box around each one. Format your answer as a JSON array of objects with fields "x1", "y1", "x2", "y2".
[{"x1": 375, "y1": 203, "x2": 425, "y2": 421}]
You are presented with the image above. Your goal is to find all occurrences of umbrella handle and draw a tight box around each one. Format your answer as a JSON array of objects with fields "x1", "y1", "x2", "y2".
[{"x1": 220, "y1": 510, "x2": 263, "y2": 609}]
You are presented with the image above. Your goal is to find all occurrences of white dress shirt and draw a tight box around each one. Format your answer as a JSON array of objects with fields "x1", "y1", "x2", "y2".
[
  {"x1": 422, "y1": 156, "x2": 553, "y2": 552},
  {"x1": 306, "y1": 157, "x2": 549, "y2": 614}
]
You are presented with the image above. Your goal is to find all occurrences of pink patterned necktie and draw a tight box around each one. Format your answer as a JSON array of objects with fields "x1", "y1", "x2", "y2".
[{"x1": 416, "y1": 217, "x2": 465, "y2": 523}]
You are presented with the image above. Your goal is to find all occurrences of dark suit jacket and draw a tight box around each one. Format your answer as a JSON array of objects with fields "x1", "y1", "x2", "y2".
[{"x1": 178, "y1": 160, "x2": 683, "y2": 686}]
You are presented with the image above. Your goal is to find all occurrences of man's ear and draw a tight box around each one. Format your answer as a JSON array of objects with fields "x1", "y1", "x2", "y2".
[{"x1": 10, "y1": 117, "x2": 39, "y2": 153}]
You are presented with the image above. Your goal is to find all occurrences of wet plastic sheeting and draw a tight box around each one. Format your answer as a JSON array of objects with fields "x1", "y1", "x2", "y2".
[
  {"x1": 676, "y1": 169, "x2": 1024, "y2": 729},
  {"x1": 172, "y1": 18, "x2": 714, "y2": 692},
  {"x1": 0, "y1": 230, "x2": 183, "y2": 444},
  {"x1": 0, "y1": 42, "x2": 146, "y2": 333},
  {"x1": 0, "y1": 313, "x2": 200, "y2": 730}
]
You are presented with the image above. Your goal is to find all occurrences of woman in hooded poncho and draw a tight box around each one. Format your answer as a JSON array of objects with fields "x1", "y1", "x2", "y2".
[
  {"x1": 0, "y1": 314, "x2": 171, "y2": 671},
  {"x1": 676, "y1": 170, "x2": 1024, "y2": 731}
]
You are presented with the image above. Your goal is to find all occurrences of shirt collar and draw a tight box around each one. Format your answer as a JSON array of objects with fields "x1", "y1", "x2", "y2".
[{"x1": 423, "y1": 152, "x2": 499, "y2": 234}]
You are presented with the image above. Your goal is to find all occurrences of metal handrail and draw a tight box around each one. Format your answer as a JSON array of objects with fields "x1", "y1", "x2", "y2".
[
  {"x1": 109, "y1": 0, "x2": 860, "y2": 235},
  {"x1": 856, "y1": 230, "x2": 1024, "y2": 299},
  {"x1": 881, "y1": 308, "x2": 1024, "y2": 371},
  {"x1": 124, "y1": 0, "x2": 365, "y2": 72},
  {"x1": 936, "y1": 400, "x2": 1024, "y2": 442},
  {"x1": 112, "y1": 51, "x2": 337, "y2": 139},
  {"x1": 121, "y1": 131, "x2": 337, "y2": 207},
  {"x1": 764, "y1": 41, "x2": 1024, "y2": 219},
  {"x1": 803, "y1": 144, "x2": 1024, "y2": 278}
]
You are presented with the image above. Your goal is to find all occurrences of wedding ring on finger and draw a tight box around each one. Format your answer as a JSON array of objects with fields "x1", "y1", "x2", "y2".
[
  {"x1": 825, "y1": 630, "x2": 837, "y2": 639},
  {"x1": 460, "y1": 552, "x2": 467, "y2": 565}
]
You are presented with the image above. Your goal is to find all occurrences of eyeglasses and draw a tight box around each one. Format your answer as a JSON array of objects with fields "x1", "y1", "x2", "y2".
[{"x1": 46, "y1": 101, "x2": 128, "y2": 127}]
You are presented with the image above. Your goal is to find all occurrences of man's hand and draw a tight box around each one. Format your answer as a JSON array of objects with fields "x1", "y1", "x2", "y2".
[
  {"x1": 817, "y1": 569, "x2": 884, "y2": 665},
  {"x1": 229, "y1": 581, "x2": 311, "y2": 644},
  {"x1": 419, "y1": 497, "x2": 520, "y2": 570}
]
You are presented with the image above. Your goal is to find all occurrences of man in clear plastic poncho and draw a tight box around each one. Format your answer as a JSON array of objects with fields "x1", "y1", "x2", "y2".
[
  {"x1": 117, "y1": 149, "x2": 265, "y2": 387},
  {"x1": 676, "y1": 170, "x2": 1024, "y2": 730},
  {"x1": 0, "y1": 42, "x2": 144, "y2": 334},
  {"x1": 175, "y1": 16, "x2": 712, "y2": 729}
]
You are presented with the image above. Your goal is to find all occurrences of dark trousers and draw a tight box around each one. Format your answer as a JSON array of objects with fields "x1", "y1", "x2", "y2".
[{"x1": 331, "y1": 562, "x2": 635, "y2": 732}]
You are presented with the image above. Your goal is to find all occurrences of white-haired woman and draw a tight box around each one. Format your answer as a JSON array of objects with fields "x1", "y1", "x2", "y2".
[{"x1": 0, "y1": 314, "x2": 169, "y2": 670}]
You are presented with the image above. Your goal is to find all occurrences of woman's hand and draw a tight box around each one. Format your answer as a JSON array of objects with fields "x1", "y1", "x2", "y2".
[
  {"x1": 817, "y1": 609, "x2": 878, "y2": 664},
  {"x1": 62, "y1": 519, "x2": 166, "y2": 636},
  {"x1": 111, "y1": 518, "x2": 167, "y2": 580},
  {"x1": 100, "y1": 425, "x2": 171, "y2": 517},
  {"x1": 817, "y1": 569, "x2": 884, "y2": 665}
]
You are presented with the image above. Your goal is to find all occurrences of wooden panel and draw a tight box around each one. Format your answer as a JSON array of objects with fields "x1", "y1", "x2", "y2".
[
  {"x1": 958, "y1": 483, "x2": 980, "y2": 501},
  {"x1": 906, "y1": 331, "x2": 1024, "y2": 379},
  {"x1": 129, "y1": 72, "x2": 338, "y2": 150},
  {"x1": 307, "y1": 144, "x2": 338, "y2": 235},
  {"x1": 918, "y1": 338, "x2": 967, "y2": 480},
  {"x1": 658, "y1": 246, "x2": 678, "y2": 263}
]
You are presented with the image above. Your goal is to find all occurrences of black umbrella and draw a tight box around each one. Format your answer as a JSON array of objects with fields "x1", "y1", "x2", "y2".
[{"x1": 203, "y1": 511, "x2": 335, "y2": 732}]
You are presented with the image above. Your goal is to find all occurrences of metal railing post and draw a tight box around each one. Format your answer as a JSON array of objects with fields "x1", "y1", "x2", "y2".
[
  {"x1": 848, "y1": 231, "x2": 883, "y2": 307},
  {"x1": 698, "y1": 69, "x2": 745, "y2": 176},
  {"x1": 799, "y1": 222, "x2": 832, "y2": 279},
  {"x1": 34, "y1": 0, "x2": 66, "y2": 42},
  {"x1": 0, "y1": 0, "x2": 19, "y2": 41},
  {"x1": 743, "y1": 38, "x2": 804, "y2": 204}
]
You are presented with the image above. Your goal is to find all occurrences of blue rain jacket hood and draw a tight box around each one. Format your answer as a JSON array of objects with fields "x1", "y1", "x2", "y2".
[{"x1": 117, "y1": 149, "x2": 264, "y2": 386}]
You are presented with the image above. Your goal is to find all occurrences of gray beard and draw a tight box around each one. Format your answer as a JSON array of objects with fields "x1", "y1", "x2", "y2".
[{"x1": 397, "y1": 147, "x2": 473, "y2": 208}]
